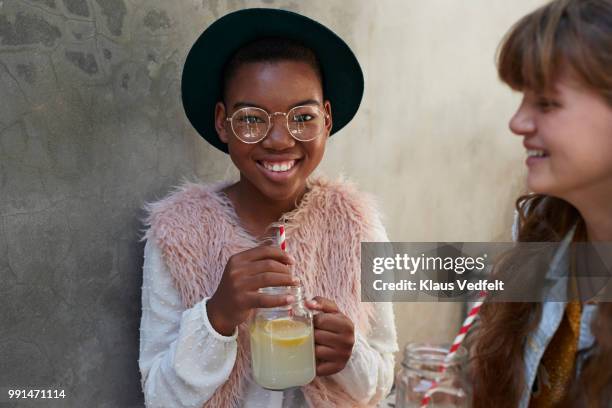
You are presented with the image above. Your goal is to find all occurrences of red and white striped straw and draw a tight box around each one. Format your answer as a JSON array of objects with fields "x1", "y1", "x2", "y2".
[
  {"x1": 446, "y1": 294, "x2": 485, "y2": 361},
  {"x1": 277, "y1": 224, "x2": 286, "y2": 252},
  {"x1": 276, "y1": 224, "x2": 296, "y2": 302},
  {"x1": 419, "y1": 292, "x2": 486, "y2": 408}
]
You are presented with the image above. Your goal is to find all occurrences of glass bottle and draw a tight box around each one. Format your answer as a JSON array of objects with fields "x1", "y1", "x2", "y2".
[
  {"x1": 249, "y1": 285, "x2": 316, "y2": 390},
  {"x1": 395, "y1": 343, "x2": 471, "y2": 408}
]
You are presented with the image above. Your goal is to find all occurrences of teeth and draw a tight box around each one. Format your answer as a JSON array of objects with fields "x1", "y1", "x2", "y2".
[
  {"x1": 527, "y1": 149, "x2": 547, "y2": 158},
  {"x1": 261, "y1": 160, "x2": 296, "y2": 172}
]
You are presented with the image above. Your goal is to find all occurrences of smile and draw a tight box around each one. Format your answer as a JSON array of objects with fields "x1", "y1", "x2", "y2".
[
  {"x1": 526, "y1": 149, "x2": 548, "y2": 158},
  {"x1": 255, "y1": 158, "x2": 302, "y2": 183},
  {"x1": 259, "y1": 160, "x2": 297, "y2": 172}
]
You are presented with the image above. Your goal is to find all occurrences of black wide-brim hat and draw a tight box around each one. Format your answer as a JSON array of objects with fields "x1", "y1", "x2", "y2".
[{"x1": 181, "y1": 8, "x2": 364, "y2": 153}]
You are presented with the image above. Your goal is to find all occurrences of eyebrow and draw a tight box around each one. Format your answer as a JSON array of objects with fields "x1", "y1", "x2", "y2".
[{"x1": 233, "y1": 99, "x2": 322, "y2": 110}]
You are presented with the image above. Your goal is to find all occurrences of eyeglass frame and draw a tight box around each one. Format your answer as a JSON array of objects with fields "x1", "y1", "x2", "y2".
[{"x1": 224, "y1": 105, "x2": 331, "y2": 144}]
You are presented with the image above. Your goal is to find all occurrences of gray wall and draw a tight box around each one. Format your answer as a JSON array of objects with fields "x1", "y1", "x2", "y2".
[
  {"x1": 0, "y1": 0, "x2": 229, "y2": 406},
  {"x1": 0, "y1": 0, "x2": 545, "y2": 406}
]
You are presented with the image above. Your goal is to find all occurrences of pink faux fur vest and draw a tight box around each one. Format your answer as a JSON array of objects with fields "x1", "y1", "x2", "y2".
[{"x1": 143, "y1": 176, "x2": 382, "y2": 407}]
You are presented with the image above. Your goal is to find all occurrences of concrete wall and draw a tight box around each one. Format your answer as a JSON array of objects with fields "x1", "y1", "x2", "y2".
[
  {"x1": 0, "y1": 0, "x2": 543, "y2": 405},
  {"x1": 330, "y1": 0, "x2": 545, "y2": 368}
]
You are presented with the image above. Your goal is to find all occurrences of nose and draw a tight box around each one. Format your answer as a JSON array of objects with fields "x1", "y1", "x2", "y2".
[
  {"x1": 261, "y1": 114, "x2": 296, "y2": 150},
  {"x1": 509, "y1": 98, "x2": 536, "y2": 137}
]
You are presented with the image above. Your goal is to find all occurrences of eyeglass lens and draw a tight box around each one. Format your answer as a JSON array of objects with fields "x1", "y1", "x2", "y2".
[{"x1": 230, "y1": 106, "x2": 326, "y2": 143}]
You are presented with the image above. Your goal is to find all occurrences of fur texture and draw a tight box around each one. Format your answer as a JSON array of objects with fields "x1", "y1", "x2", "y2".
[{"x1": 142, "y1": 176, "x2": 382, "y2": 407}]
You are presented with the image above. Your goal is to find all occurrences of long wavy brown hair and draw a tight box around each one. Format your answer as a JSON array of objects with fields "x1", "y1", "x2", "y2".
[{"x1": 472, "y1": 0, "x2": 612, "y2": 406}]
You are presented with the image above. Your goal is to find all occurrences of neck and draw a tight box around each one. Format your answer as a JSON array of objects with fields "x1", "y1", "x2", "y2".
[
  {"x1": 565, "y1": 181, "x2": 612, "y2": 241},
  {"x1": 225, "y1": 177, "x2": 306, "y2": 238},
  {"x1": 584, "y1": 210, "x2": 612, "y2": 242}
]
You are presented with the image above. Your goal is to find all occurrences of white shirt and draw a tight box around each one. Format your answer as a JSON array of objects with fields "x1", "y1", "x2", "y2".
[{"x1": 139, "y1": 232, "x2": 398, "y2": 407}]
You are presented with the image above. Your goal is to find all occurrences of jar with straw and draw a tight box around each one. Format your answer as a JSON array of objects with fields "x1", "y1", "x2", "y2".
[
  {"x1": 395, "y1": 343, "x2": 471, "y2": 408},
  {"x1": 249, "y1": 225, "x2": 316, "y2": 390}
]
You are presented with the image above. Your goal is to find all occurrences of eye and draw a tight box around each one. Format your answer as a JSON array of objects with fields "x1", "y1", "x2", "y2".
[
  {"x1": 292, "y1": 114, "x2": 314, "y2": 122},
  {"x1": 536, "y1": 98, "x2": 560, "y2": 112},
  {"x1": 237, "y1": 115, "x2": 265, "y2": 124}
]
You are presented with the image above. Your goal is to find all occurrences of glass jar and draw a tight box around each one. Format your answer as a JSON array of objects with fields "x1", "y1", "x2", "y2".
[
  {"x1": 249, "y1": 285, "x2": 316, "y2": 390},
  {"x1": 395, "y1": 343, "x2": 471, "y2": 408}
]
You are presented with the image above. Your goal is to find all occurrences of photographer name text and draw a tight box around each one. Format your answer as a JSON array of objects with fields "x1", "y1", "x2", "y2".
[{"x1": 372, "y1": 278, "x2": 504, "y2": 292}]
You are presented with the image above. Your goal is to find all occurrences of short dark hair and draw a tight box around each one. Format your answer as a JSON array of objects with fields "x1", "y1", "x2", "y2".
[{"x1": 221, "y1": 37, "x2": 324, "y2": 101}]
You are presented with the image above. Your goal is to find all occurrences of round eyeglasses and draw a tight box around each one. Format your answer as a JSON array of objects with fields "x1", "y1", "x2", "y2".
[{"x1": 225, "y1": 105, "x2": 330, "y2": 144}]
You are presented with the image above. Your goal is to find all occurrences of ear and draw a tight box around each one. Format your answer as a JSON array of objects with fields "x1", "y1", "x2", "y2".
[
  {"x1": 323, "y1": 100, "x2": 333, "y2": 136},
  {"x1": 215, "y1": 101, "x2": 230, "y2": 143}
]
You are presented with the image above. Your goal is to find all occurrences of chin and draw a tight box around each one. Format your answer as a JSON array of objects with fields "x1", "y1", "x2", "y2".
[
  {"x1": 527, "y1": 181, "x2": 548, "y2": 195},
  {"x1": 526, "y1": 170, "x2": 557, "y2": 195},
  {"x1": 527, "y1": 176, "x2": 579, "y2": 202}
]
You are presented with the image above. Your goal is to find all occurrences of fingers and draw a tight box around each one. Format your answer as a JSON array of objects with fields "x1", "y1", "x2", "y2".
[
  {"x1": 315, "y1": 344, "x2": 352, "y2": 376},
  {"x1": 316, "y1": 361, "x2": 342, "y2": 377},
  {"x1": 245, "y1": 271, "x2": 300, "y2": 290},
  {"x1": 314, "y1": 328, "x2": 355, "y2": 350},
  {"x1": 307, "y1": 296, "x2": 339, "y2": 313},
  {"x1": 237, "y1": 245, "x2": 295, "y2": 264},
  {"x1": 246, "y1": 259, "x2": 294, "y2": 277},
  {"x1": 313, "y1": 312, "x2": 354, "y2": 334},
  {"x1": 315, "y1": 345, "x2": 344, "y2": 361},
  {"x1": 314, "y1": 330, "x2": 354, "y2": 377}
]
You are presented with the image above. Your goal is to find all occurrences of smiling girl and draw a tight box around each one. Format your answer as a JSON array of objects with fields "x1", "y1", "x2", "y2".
[
  {"x1": 472, "y1": 0, "x2": 612, "y2": 406},
  {"x1": 138, "y1": 9, "x2": 397, "y2": 408}
]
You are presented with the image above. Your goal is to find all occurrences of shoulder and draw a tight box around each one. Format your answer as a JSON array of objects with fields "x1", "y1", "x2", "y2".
[
  {"x1": 305, "y1": 175, "x2": 385, "y2": 240},
  {"x1": 141, "y1": 180, "x2": 233, "y2": 242},
  {"x1": 307, "y1": 175, "x2": 377, "y2": 212}
]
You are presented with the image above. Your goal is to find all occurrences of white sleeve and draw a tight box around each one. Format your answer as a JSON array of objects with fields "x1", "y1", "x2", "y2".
[
  {"x1": 329, "y1": 303, "x2": 398, "y2": 404},
  {"x1": 139, "y1": 239, "x2": 238, "y2": 408},
  {"x1": 329, "y1": 217, "x2": 399, "y2": 404}
]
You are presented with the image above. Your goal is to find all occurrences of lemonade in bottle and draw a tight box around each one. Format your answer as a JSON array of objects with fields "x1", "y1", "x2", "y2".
[{"x1": 249, "y1": 286, "x2": 316, "y2": 390}]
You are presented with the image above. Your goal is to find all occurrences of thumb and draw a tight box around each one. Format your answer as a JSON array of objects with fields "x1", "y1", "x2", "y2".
[{"x1": 306, "y1": 296, "x2": 339, "y2": 313}]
